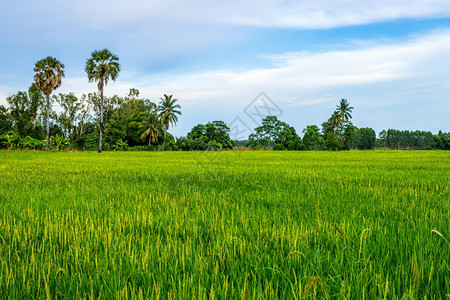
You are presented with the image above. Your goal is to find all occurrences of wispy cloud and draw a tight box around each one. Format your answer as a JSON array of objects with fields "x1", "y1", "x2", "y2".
[{"x1": 7, "y1": 0, "x2": 449, "y2": 29}]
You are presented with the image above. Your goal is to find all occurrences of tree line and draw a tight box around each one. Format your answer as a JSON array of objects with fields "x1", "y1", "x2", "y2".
[
  {"x1": 0, "y1": 49, "x2": 181, "y2": 152},
  {"x1": 0, "y1": 49, "x2": 448, "y2": 151}
]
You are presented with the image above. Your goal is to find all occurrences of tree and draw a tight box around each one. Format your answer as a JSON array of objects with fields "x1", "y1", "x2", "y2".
[
  {"x1": 248, "y1": 116, "x2": 280, "y2": 148},
  {"x1": 205, "y1": 121, "x2": 233, "y2": 149},
  {"x1": 28, "y1": 83, "x2": 45, "y2": 130},
  {"x1": 336, "y1": 98, "x2": 353, "y2": 123},
  {"x1": 54, "y1": 93, "x2": 83, "y2": 139},
  {"x1": 6, "y1": 91, "x2": 32, "y2": 137},
  {"x1": 302, "y1": 125, "x2": 324, "y2": 150},
  {"x1": 158, "y1": 94, "x2": 181, "y2": 151},
  {"x1": 248, "y1": 116, "x2": 302, "y2": 150},
  {"x1": 34, "y1": 56, "x2": 65, "y2": 150},
  {"x1": 0, "y1": 105, "x2": 12, "y2": 135},
  {"x1": 140, "y1": 113, "x2": 162, "y2": 146},
  {"x1": 330, "y1": 110, "x2": 342, "y2": 136},
  {"x1": 379, "y1": 130, "x2": 387, "y2": 148},
  {"x1": 85, "y1": 49, "x2": 120, "y2": 153},
  {"x1": 358, "y1": 128, "x2": 376, "y2": 149}
]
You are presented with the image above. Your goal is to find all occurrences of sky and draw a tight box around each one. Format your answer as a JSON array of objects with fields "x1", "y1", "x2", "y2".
[{"x1": 0, "y1": 0, "x2": 449, "y2": 138}]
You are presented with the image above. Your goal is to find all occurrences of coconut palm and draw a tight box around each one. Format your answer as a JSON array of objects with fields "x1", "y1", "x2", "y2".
[
  {"x1": 140, "y1": 113, "x2": 162, "y2": 146},
  {"x1": 85, "y1": 49, "x2": 120, "y2": 153},
  {"x1": 336, "y1": 98, "x2": 354, "y2": 123},
  {"x1": 330, "y1": 110, "x2": 341, "y2": 135},
  {"x1": 158, "y1": 94, "x2": 181, "y2": 151},
  {"x1": 33, "y1": 56, "x2": 65, "y2": 150}
]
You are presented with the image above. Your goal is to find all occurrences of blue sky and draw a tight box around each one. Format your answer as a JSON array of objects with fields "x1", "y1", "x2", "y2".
[{"x1": 1, "y1": 0, "x2": 449, "y2": 137}]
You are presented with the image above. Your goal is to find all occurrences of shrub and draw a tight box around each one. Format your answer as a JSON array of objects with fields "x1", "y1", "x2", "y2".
[{"x1": 273, "y1": 144, "x2": 285, "y2": 151}]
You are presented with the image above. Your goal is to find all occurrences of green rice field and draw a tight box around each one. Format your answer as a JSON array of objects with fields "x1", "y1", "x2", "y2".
[{"x1": 0, "y1": 150, "x2": 448, "y2": 298}]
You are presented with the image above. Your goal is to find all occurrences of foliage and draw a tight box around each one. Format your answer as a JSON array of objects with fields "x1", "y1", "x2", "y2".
[
  {"x1": 248, "y1": 116, "x2": 303, "y2": 150},
  {"x1": 358, "y1": 127, "x2": 376, "y2": 149},
  {"x1": 49, "y1": 134, "x2": 69, "y2": 151},
  {"x1": 185, "y1": 121, "x2": 233, "y2": 151},
  {"x1": 112, "y1": 138, "x2": 128, "y2": 151},
  {"x1": 272, "y1": 143, "x2": 285, "y2": 150},
  {"x1": 384, "y1": 129, "x2": 436, "y2": 149},
  {"x1": 0, "y1": 105, "x2": 13, "y2": 135},
  {"x1": 33, "y1": 57, "x2": 65, "y2": 97},
  {"x1": 85, "y1": 49, "x2": 120, "y2": 153},
  {"x1": 434, "y1": 130, "x2": 450, "y2": 150},
  {"x1": 302, "y1": 125, "x2": 324, "y2": 150},
  {"x1": 34, "y1": 56, "x2": 65, "y2": 150},
  {"x1": 1, "y1": 131, "x2": 21, "y2": 150},
  {"x1": 158, "y1": 94, "x2": 181, "y2": 151},
  {"x1": 139, "y1": 113, "x2": 162, "y2": 146}
]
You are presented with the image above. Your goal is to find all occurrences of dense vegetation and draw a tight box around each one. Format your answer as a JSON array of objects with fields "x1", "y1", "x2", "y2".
[
  {"x1": 0, "y1": 151, "x2": 448, "y2": 298},
  {"x1": 1, "y1": 51, "x2": 448, "y2": 152}
]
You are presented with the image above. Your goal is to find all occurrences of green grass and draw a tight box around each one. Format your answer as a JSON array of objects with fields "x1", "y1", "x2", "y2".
[{"x1": 0, "y1": 150, "x2": 448, "y2": 299}]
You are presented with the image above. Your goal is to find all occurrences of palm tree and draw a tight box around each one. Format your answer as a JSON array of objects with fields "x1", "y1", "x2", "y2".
[
  {"x1": 85, "y1": 49, "x2": 120, "y2": 153},
  {"x1": 34, "y1": 57, "x2": 65, "y2": 150},
  {"x1": 140, "y1": 113, "x2": 162, "y2": 146},
  {"x1": 158, "y1": 94, "x2": 181, "y2": 151},
  {"x1": 330, "y1": 110, "x2": 341, "y2": 135},
  {"x1": 336, "y1": 98, "x2": 354, "y2": 123}
]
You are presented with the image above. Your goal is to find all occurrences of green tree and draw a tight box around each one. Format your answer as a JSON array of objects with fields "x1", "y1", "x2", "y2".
[
  {"x1": 205, "y1": 121, "x2": 233, "y2": 149},
  {"x1": 336, "y1": 98, "x2": 353, "y2": 123},
  {"x1": 85, "y1": 49, "x2": 120, "y2": 153},
  {"x1": 140, "y1": 113, "x2": 162, "y2": 146},
  {"x1": 302, "y1": 125, "x2": 324, "y2": 150},
  {"x1": 34, "y1": 56, "x2": 65, "y2": 150},
  {"x1": 6, "y1": 91, "x2": 32, "y2": 137},
  {"x1": 54, "y1": 93, "x2": 83, "y2": 139},
  {"x1": 158, "y1": 94, "x2": 181, "y2": 151},
  {"x1": 28, "y1": 83, "x2": 45, "y2": 130},
  {"x1": 0, "y1": 105, "x2": 13, "y2": 135},
  {"x1": 248, "y1": 116, "x2": 302, "y2": 150},
  {"x1": 358, "y1": 128, "x2": 376, "y2": 149}
]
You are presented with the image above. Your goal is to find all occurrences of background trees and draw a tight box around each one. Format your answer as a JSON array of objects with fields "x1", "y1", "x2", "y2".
[
  {"x1": 1, "y1": 55, "x2": 448, "y2": 152},
  {"x1": 85, "y1": 49, "x2": 120, "y2": 153}
]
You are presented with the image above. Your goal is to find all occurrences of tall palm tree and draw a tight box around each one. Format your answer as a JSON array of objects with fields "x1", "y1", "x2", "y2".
[
  {"x1": 157, "y1": 94, "x2": 181, "y2": 151},
  {"x1": 140, "y1": 113, "x2": 162, "y2": 146},
  {"x1": 85, "y1": 49, "x2": 120, "y2": 153},
  {"x1": 34, "y1": 56, "x2": 65, "y2": 150},
  {"x1": 336, "y1": 98, "x2": 354, "y2": 123}
]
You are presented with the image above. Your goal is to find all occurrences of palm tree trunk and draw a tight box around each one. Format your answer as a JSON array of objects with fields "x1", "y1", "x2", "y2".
[
  {"x1": 162, "y1": 127, "x2": 167, "y2": 151},
  {"x1": 99, "y1": 81, "x2": 104, "y2": 153},
  {"x1": 46, "y1": 94, "x2": 50, "y2": 150}
]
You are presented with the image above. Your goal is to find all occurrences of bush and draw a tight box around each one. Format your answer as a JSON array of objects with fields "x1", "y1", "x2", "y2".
[
  {"x1": 111, "y1": 139, "x2": 128, "y2": 151},
  {"x1": 273, "y1": 144, "x2": 285, "y2": 151},
  {"x1": 50, "y1": 134, "x2": 70, "y2": 151}
]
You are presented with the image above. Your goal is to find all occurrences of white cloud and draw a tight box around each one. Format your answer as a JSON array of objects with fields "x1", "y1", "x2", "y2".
[
  {"x1": 112, "y1": 30, "x2": 448, "y2": 107},
  {"x1": 4, "y1": 0, "x2": 450, "y2": 31}
]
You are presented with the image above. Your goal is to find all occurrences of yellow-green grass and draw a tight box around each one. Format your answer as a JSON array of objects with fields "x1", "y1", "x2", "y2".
[{"x1": 0, "y1": 150, "x2": 448, "y2": 299}]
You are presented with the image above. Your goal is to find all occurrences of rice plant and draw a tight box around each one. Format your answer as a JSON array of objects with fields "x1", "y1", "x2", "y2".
[{"x1": 0, "y1": 150, "x2": 448, "y2": 298}]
